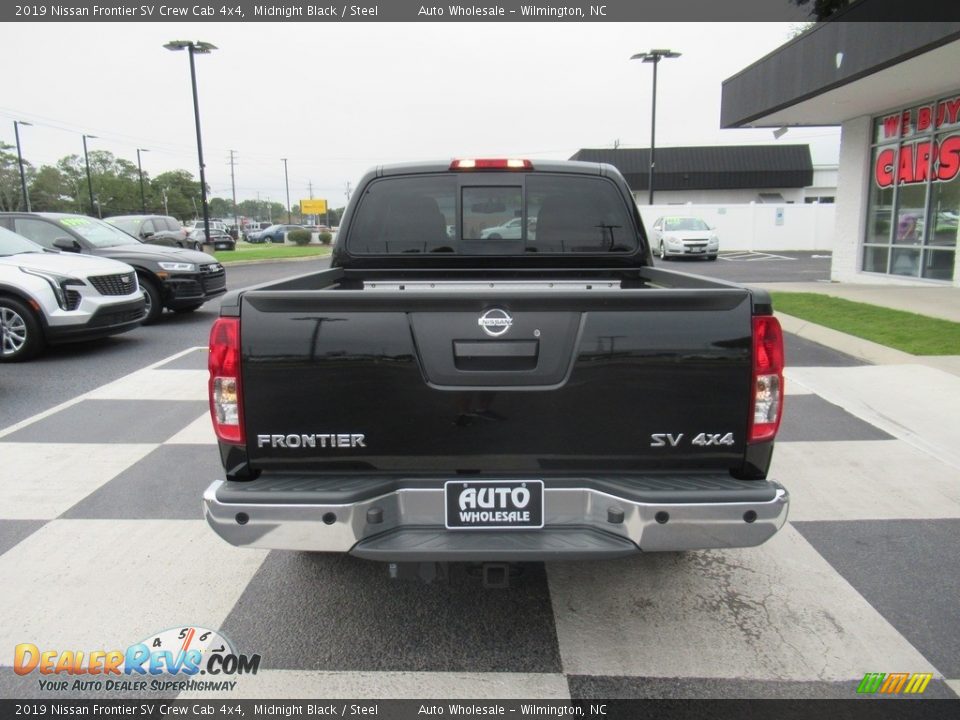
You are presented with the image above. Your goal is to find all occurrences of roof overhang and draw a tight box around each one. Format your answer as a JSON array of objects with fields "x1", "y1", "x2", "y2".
[{"x1": 722, "y1": 21, "x2": 960, "y2": 129}]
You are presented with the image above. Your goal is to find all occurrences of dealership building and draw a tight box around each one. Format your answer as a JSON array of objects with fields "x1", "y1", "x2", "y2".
[
  {"x1": 721, "y1": 19, "x2": 960, "y2": 286},
  {"x1": 569, "y1": 145, "x2": 832, "y2": 205}
]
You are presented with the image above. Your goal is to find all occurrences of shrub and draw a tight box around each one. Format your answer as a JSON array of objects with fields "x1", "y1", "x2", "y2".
[
  {"x1": 288, "y1": 229, "x2": 312, "y2": 246},
  {"x1": 318, "y1": 231, "x2": 333, "y2": 245}
]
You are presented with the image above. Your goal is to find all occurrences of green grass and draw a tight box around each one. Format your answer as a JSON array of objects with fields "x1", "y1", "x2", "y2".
[
  {"x1": 213, "y1": 242, "x2": 332, "y2": 264},
  {"x1": 771, "y1": 292, "x2": 960, "y2": 356}
]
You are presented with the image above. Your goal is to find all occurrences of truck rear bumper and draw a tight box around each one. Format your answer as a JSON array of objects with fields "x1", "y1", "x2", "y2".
[{"x1": 202, "y1": 476, "x2": 789, "y2": 560}]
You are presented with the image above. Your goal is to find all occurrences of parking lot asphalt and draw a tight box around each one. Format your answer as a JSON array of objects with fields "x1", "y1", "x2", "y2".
[
  {"x1": 1, "y1": 254, "x2": 958, "y2": 701},
  {"x1": 655, "y1": 251, "x2": 832, "y2": 284}
]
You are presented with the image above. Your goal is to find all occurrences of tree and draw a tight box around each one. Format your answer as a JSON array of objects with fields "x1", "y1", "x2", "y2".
[
  {"x1": 29, "y1": 166, "x2": 76, "y2": 212},
  {"x1": 790, "y1": 0, "x2": 852, "y2": 20},
  {"x1": 0, "y1": 142, "x2": 33, "y2": 212},
  {"x1": 208, "y1": 197, "x2": 235, "y2": 219},
  {"x1": 51, "y1": 150, "x2": 143, "y2": 217},
  {"x1": 150, "y1": 170, "x2": 203, "y2": 221}
]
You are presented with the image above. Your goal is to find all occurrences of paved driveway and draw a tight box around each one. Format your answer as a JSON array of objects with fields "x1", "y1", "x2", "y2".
[
  {"x1": 656, "y1": 251, "x2": 832, "y2": 283},
  {"x1": 1, "y1": 259, "x2": 957, "y2": 702}
]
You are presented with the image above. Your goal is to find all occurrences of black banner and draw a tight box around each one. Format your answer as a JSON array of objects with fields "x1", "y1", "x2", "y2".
[
  {"x1": 2, "y1": 699, "x2": 960, "y2": 720},
  {"x1": 4, "y1": 0, "x2": 960, "y2": 23}
]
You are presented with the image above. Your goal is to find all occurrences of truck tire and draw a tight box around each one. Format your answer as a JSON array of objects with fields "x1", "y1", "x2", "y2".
[
  {"x1": 139, "y1": 276, "x2": 163, "y2": 325},
  {"x1": 0, "y1": 296, "x2": 44, "y2": 362}
]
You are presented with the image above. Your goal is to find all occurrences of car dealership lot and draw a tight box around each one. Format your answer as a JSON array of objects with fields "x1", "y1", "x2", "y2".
[
  {"x1": 656, "y1": 251, "x2": 832, "y2": 284},
  {"x1": 1, "y1": 256, "x2": 957, "y2": 701}
]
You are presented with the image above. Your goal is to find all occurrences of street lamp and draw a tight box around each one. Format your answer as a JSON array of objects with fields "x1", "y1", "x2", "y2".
[
  {"x1": 136, "y1": 148, "x2": 149, "y2": 213},
  {"x1": 13, "y1": 120, "x2": 33, "y2": 212},
  {"x1": 164, "y1": 39, "x2": 217, "y2": 243},
  {"x1": 281, "y1": 158, "x2": 291, "y2": 224},
  {"x1": 13, "y1": 121, "x2": 32, "y2": 212},
  {"x1": 82, "y1": 134, "x2": 98, "y2": 216},
  {"x1": 630, "y1": 49, "x2": 681, "y2": 205}
]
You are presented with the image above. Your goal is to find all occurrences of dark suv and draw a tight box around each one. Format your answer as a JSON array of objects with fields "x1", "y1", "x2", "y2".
[
  {"x1": 0, "y1": 213, "x2": 227, "y2": 324},
  {"x1": 106, "y1": 215, "x2": 199, "y2": 251}
]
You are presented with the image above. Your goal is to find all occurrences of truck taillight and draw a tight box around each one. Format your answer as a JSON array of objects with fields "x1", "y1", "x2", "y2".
[
  {"x1": 749, "y1": 315, "x2": 785, "y2": 443},
  {"x1": 450, "y1": 158, "x2": 533, "y2": 171},
  {"x1": 209, "y1": 317, "x2": 245, "y2": 445}
]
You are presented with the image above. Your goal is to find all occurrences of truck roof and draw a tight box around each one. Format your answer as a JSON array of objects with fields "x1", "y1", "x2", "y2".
[{"x1": 372, "y1": 158, "x2": 613, "y2": 178}]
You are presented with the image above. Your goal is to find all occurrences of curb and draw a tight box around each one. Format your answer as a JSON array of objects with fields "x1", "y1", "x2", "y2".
[
  {"x1": 776, "y1": 312, "x2": 960, "y2": 377},
  {"x1": 218, "y1": 254, "x2": 331, "y2": 268},
  {"x1": 775, "y1": 312, "x2": 915, "y2": 365}
]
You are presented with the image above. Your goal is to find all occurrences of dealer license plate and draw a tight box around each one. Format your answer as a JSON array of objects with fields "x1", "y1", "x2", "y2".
[{"x1": 444, "y1": 480, "x2": 544, "y2": 530}]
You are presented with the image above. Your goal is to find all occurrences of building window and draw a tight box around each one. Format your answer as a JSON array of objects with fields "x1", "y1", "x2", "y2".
[{"x1": 864, "y1": 94, "x2": 960, "y2": 280}]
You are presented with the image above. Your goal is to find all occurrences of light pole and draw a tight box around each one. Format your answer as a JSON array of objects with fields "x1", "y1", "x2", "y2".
[
  {"x1": 281, "y1": 158, "x2": 291, "y2": 224},
  {"x1": 13, "y1": 121, "x2": 32, "y2": 211},
  {"x1": 82, "y1": 134, "x2": 98, "y2": 216},
  {"x1": 164, "y1": 39, "x2": 217, "y2": 244},
  {"x1": 136, "y1": 148, "x2": 149, "y2": 213},
  {"x1": 631, "y1": 49, "x2": 681, "y2": 205}
]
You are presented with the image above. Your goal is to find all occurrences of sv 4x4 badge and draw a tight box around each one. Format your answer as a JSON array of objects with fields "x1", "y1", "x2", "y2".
[{"x1": 651, "y1": 432, "x2": 735, "y2": 448}]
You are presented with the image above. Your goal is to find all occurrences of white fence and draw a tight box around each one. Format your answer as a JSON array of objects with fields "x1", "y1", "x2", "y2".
[{"x1": 637, "y1": 203, "x2": 836, "y2": 252}]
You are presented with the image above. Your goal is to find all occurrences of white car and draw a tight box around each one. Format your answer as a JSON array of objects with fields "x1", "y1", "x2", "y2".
[
  {"x1": 650, "y1": 216, "x2": 719, "y2": 260},
  {"x1": 0, "y1": 227, "x2": 145, "y2": 362},
  {"x1": 479, "y1": 217, "x2": 536, "y2": 240}
]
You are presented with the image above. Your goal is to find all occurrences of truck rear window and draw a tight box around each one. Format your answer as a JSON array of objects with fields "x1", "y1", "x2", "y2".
[{"x1": 346, "y1": 174, "x2": 638, "y2": 255}]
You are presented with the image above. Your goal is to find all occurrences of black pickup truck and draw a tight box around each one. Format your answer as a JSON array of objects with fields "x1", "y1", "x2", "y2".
[{"x1": 203, "y1": 159, "x2": 788, "y2": 575}]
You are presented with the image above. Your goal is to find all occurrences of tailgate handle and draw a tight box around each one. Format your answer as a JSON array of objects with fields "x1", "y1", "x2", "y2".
[{"x1": 453, "y1": 340, "x2": 539, "y2": 371}]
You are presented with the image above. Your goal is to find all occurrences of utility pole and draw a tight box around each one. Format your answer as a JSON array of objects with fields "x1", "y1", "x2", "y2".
[
  {"x1": 281, "y1": 158, "x2": 291, "y2": 224},
  {"x1": 161, "y1": 187, "x2": 169, "y2": 215},
  {"x1": 345, "y1": 181, "x2": 352, "y2": 202},
  {"x1": 229, "y1": 150, "x2": 239, "y2": 236},
  {"x1": 308, "y1": 180, "x2": 314, "y2": 225}
]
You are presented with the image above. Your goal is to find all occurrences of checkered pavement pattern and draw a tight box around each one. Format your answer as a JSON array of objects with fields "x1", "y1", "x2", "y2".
[{"x1": 1, "y1": 338, "x2": 958, "y2": 701}]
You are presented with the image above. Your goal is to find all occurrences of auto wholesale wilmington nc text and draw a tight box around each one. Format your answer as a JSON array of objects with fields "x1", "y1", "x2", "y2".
[{"x1": 416, "y1": 5, "x2": 606, "y2": 17}]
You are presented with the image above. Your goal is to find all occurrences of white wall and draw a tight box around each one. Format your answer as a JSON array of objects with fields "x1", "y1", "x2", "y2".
[
  {"x1": 831, "y1": 116, "x2": 872, "y2": 283},
  {"x1": 637, "y1": 202, "x2": 836, "y2": 252}
]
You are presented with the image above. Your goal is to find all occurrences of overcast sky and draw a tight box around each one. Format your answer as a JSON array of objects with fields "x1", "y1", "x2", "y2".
[{"x1": 0, "y1": 22, "x2": 840, "y2": 208}]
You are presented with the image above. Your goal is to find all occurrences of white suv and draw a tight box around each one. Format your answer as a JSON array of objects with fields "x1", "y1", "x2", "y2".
[{"x1": 0, "y1": 227, "x2": 146, "y2": 362}]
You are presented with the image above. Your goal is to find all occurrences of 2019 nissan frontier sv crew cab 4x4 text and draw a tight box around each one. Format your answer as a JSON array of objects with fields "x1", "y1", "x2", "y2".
[{"x1": 202, "y1": 159, "x2": 788, "y2": 576}]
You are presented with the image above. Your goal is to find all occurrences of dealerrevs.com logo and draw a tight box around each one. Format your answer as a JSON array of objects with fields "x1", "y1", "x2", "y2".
[{"x1": 13, "y1": 626, "x2": 261, "y2": 693}]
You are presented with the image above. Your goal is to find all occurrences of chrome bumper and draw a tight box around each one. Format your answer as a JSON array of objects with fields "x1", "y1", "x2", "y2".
[{"x1": 203, "y1": 480, "x2": 789, "y2": 559}]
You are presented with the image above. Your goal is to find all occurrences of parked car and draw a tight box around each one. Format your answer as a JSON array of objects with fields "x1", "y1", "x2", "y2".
[
  {"x1": 479, "y1": 217, "x2": 537, "y2": 240},
  {"x1": 0, "y1": 213, "x2": 227, "y2": 324},
  {"x1": 649, "y1": 216, "x2": 719, "y2": 260},
  {"x1": 106, "y1": 215, "x2": 198, "y2": 251},
  {"x1": 252, "y1": 224, "x2": 304, "y2": 244},
  {"x1": 0, "y1": 226, "x2": 144, "y2": 362},
  {"x1": 188, "y1": 228, "x2": 236, "y2": 251},
  {"x1": 184, "y1": 219, "x2": 228, "y2": 236}
]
